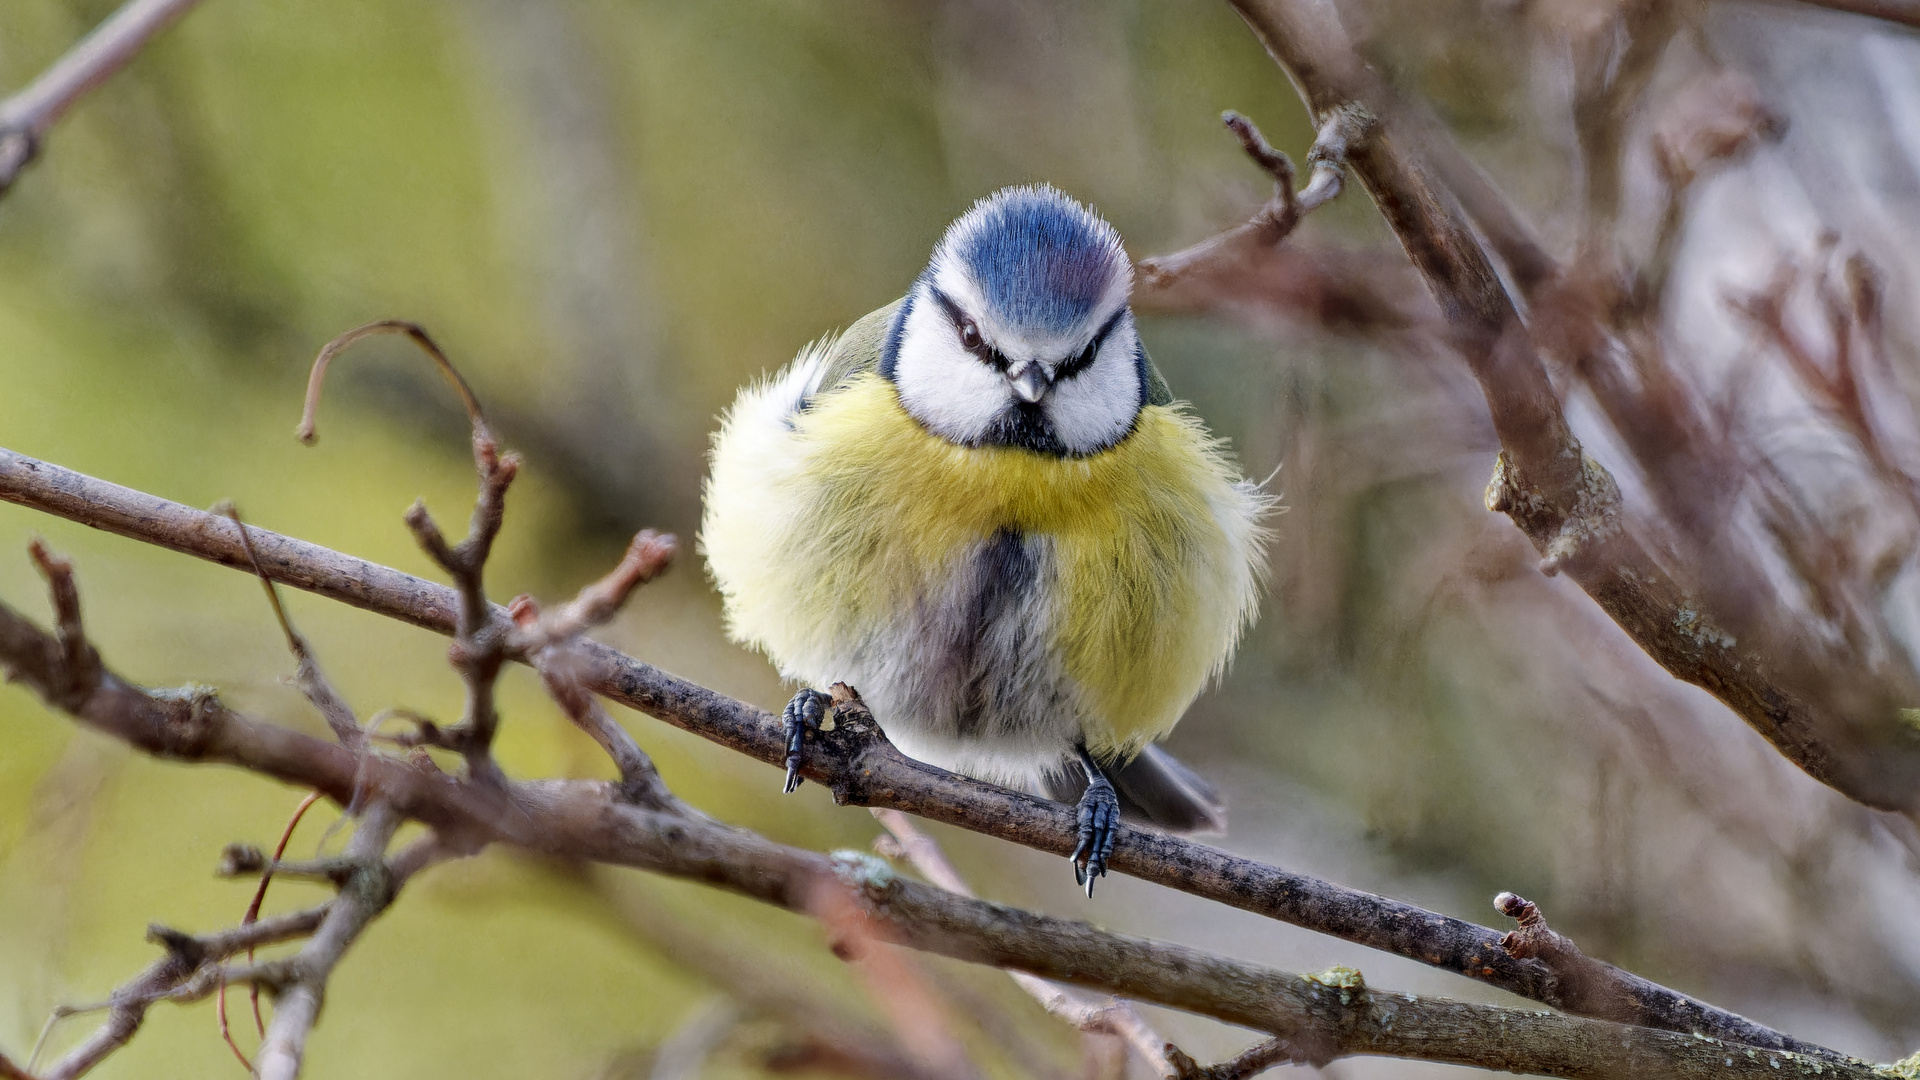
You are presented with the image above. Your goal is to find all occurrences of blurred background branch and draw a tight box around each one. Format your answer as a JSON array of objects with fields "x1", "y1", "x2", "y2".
[{"x1": 0, "y1": 0, "x2": 202, "y2": 195}]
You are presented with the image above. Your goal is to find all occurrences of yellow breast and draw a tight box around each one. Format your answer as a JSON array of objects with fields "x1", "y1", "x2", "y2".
[{"x1": 704, "y1": 371, "x2": 1267, "y2": 757}]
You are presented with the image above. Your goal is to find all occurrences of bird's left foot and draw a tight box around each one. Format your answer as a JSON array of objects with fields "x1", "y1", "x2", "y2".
[
  {"x1": 1071, "y1": 773, "x2": 1119, "y2": 896},
  {"x1": 781, "y1": 687, "x2": 834, "y2": 793}
]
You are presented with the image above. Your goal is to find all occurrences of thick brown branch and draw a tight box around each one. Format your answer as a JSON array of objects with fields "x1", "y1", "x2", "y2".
[
  {"x1": 0, "y1": 593, "x2": 1884, "y2": 1080},
  {"x1": 1224, "y1": 0, "x2": 1920, "y2": 813},
  {"x1": 0, "y1": 445, "x2": 1843, "y2": 1061},
  {"x1": 0, "y1": 0, "x2": 204, "y2": 195}
]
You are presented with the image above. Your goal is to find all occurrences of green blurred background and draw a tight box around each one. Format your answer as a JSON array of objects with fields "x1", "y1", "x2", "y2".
[{"x1": 4, "y1": 1, "x2": 1919, "y2": 1076}]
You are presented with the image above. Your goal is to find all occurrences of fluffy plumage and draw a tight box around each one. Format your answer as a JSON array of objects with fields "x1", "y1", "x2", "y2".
[{"x1": 701, "y1": 185, "x2": 1271, "y2": 845}]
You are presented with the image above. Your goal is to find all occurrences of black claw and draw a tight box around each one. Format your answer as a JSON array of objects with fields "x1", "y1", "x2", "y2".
[
  {"x1": 781, "y1": 688, "x2": 833, "y2": 793},
  {"x1": 1071, "y1": 772, "x2": 1119, "y2": 896}
]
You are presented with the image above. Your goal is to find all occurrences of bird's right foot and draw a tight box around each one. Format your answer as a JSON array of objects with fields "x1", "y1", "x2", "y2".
[
  {"x1": 781, "y1": 687, "x2": 834, "y2": 793},
  {"x1": 1071, "y1": 771, "x2": 1120, "y2": 897}
]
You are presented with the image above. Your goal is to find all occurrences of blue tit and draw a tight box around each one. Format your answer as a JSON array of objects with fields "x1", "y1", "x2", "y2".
[{"x1": 701, "y1": 184, "x2": 1272, "y2": 893}]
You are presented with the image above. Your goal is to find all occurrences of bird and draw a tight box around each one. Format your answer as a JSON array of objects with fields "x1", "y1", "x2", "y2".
[{"x1": 701, "y1": 184, "x2": 1272, "y2": 894}]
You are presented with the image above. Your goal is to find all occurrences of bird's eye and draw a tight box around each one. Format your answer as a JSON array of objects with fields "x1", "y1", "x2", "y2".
[{"x1": 959, "y1": 320, "x2": 982, "y2": 351}]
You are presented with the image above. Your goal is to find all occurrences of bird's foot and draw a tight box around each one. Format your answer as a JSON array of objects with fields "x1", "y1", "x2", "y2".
[
  {"x1": 781, "y1": 687, "x2": 834, "y2": 793},
  {"x1": 1071, "y1": 773, "x2": 1119, "y2": 896}
]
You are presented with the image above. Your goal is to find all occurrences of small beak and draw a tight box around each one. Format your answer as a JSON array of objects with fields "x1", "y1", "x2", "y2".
[{"x1": 1007, "y1": 361, "x2": 1051, "y2": 404}]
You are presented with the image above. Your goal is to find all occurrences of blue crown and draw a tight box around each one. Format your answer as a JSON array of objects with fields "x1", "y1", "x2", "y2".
[{"x1": 937, "y1": 185, "x2": 1128, "y2": 336}]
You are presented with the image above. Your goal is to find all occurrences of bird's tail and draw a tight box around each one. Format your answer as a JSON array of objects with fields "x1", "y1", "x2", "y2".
[{"x1": 1045, "y1": 745, "x2": 1227, "y2": 836}]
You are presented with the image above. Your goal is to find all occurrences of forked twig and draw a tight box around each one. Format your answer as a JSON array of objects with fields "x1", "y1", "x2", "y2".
[
  {"x1": 299, "y1": 321, "x2": 519, "y2": 777},
  {"x1": 1136, "y1": 107, "x2": 1370, "y2": 292}
]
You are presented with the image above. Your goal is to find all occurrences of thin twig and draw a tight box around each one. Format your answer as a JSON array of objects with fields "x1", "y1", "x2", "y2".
[
  {"x1": 506, "y1": 530, "x2": 680, "y2": 805},
  {"x1": 505, "y1": 529, "x2": 677, "y2": 655},
  {"x1": 300, "y1": 323, "x2": 519, "y2": 775},
  {"x1": 235, "y1": 792, "x2": 325, "y2": 1052},
  {"x1": 0, "y1": 0, "x2": 205, "y2": 195},
  {"x1": 31, "y1": 909, "x2": 329, "y2": 1080},
  {"x1": 219, "y1": 502, "x2": 362, "y2": 747}
]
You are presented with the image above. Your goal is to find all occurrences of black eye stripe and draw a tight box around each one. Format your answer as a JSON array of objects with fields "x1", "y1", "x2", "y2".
[
  {"x1": 926, "y1": 286, "x2": 1126, "y2": 380},
  {"x1": 930, "y1": 286, "x2": 1011, "y2": 371},
  {"x1": 1055, "y1": 306, "x2": 1128, "y2": 381}
]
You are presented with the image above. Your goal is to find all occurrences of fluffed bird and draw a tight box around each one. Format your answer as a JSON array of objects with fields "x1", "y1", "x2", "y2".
[{"x1": 701, "y1": 184, "x2": 1272, "y2": 893}]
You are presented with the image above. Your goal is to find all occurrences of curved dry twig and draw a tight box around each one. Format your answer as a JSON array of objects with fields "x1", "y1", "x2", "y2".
[{"x1": 296, "y1": 320, "x2": 487, "y2": 446}]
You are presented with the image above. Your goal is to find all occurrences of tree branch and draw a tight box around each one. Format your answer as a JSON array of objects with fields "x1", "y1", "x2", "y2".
[
  {"x1": 0, "y1": 0, "x2": 205, "y2": 196},
  {"x1": 1222, "y1": 0, "x2": 1920, "y2": 814},
  {"x1": 0, "y1": 570, "x2": 1885, "y2": 1080},
  {"x1": 0, "y1": 444, "x2": 1845, "y2": 1062}
]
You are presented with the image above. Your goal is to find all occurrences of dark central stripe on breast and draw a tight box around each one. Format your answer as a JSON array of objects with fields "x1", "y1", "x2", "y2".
[{"x1": 953, "y1": 527, "x2": 1037, "y2": 736}]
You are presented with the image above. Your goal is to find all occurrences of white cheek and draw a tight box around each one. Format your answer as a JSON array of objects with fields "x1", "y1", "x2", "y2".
[
  {"x1": 893, "y1": 294, "x2": 1009, "y2": 444},
  {"x1": 1047, "y1": 323, "x2": 1143, "y2": 454}
]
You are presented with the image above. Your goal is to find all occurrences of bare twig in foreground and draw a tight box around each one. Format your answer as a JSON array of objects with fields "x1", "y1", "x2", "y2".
[
  {"x1": 0, "y1": 555, "x2": 1885, "y2": 1079},
  {"x1": 0, "y1": 0, "x2": 204, "y2": 195},
  {"x1": 0, "y1": 445, "x2": 1844, "y2": 1062},
  {"x1": 579, "y1": 866, "x2": 946, "y2": 1080}
]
